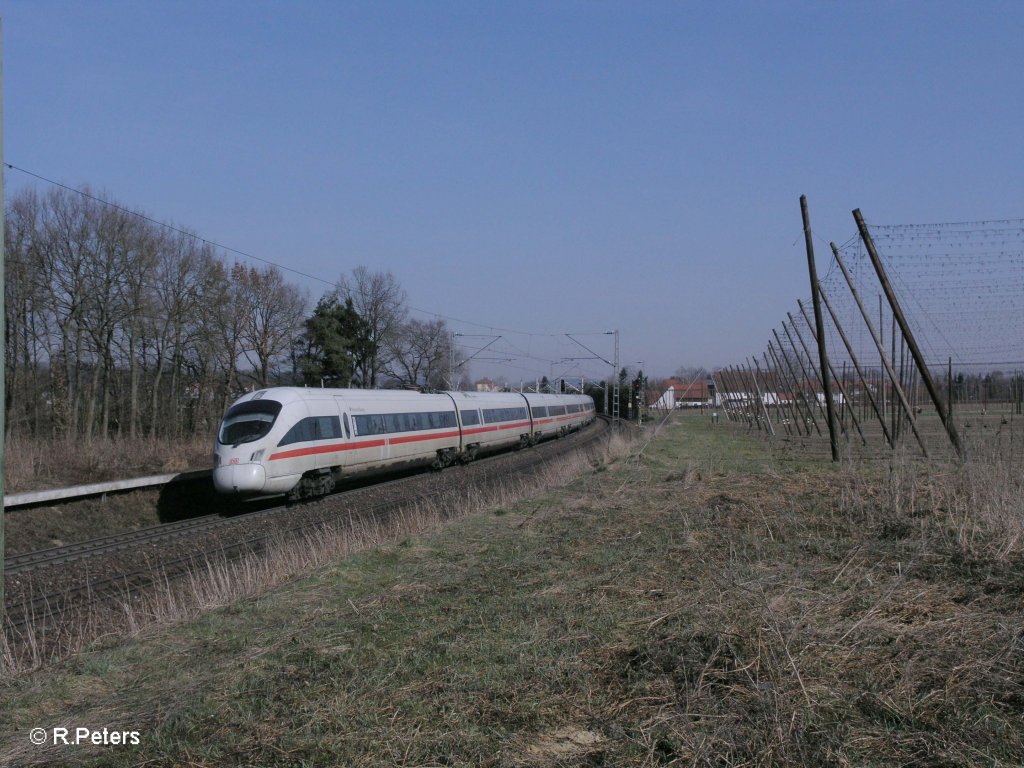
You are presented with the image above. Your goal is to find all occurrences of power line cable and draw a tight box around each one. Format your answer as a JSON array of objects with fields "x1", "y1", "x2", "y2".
[{"x1": 6, "y1": 162, "x2": 616, "y2": 343}]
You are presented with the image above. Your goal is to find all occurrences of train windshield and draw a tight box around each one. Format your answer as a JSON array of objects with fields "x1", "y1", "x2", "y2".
[{"x1": 218, "y1": 400, "x2": 283, "y2": 446}]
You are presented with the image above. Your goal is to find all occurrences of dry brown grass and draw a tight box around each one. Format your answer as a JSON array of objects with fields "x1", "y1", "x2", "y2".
[
  {"x1": 836, "y1": 437, "x2": 1024, "y2": 564},
  {"x1": 4, "y1": 434, "x2": 212, "y2": 493}
]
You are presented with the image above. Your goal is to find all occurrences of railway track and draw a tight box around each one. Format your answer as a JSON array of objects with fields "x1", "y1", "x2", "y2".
[
  {"x1": 4, "y1": 416, "x2": 612, "y2": 637},
  {"x1": 5, "y1": 513, "x2": 242, "y2": 574}
]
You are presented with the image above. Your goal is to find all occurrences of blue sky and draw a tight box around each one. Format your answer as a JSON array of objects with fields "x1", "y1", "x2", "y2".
[{"x1": 4, "y1": 1, "x2": 1022, "y2": 382}]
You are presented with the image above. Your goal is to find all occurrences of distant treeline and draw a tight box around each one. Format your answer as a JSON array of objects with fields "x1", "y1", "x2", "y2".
[{"x1": 4, "y1": 186, "x2": 456, "y2": 441}]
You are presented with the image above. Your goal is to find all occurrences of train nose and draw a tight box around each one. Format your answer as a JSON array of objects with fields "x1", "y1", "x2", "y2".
[{"x1": 213, "y1": 463, "x2": 267, "y2": 494}]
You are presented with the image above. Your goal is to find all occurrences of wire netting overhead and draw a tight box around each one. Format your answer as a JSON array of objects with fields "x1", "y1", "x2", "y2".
[{"x1": 811, "y1": 218, "x2": 1024, "y2": 377}]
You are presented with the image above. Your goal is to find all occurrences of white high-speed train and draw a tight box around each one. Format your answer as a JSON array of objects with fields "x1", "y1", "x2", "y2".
[{"x1": 213, "y1": 387, "x2": 595, "y2": 500}]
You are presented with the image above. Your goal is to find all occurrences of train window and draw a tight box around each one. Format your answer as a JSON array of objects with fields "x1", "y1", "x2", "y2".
[
  {"x1": 428, "y1": 411, "x2": 455, "y2": 429},
  {"x1": 353, "y1": 414, "x2": 384, "y2": 436},
  {"x1": 218, "y1": 399, "x2": 283, "y2": 445},
  {"x1": 460, "y1": 409, "x2": 480, "y2": 426},
  {"x1": 353, "y1": 410, "x2": 457, "y2": 435},
  {"x1": 531, "y1": 406, "x2": 547, "y2": 418},
  {"x1": 317, "y1": 416, "x2": 342, "y2": 439},
  {"x1": 278, "y1": 418, "x2": 314, "y2": 446},
  {"x1": 483, "y1": 407, "x2": 527, "y2": 424},
  {"x1": 278, "y1": 416, "x2": 343, "y2": 446}
]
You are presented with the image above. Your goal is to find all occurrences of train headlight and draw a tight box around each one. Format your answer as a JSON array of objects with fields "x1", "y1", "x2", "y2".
[{"x1": 250, "y1": 449, "x2": 266, "y2": 462}]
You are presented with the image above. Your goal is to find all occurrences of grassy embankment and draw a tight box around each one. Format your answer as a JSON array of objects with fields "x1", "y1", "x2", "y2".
[
  {"x1": 3, "y1": 435, "x2": 214, "y2": 554},
  {"x1": 2, "y1": 413, "x2": 1022, "y2": 766},
  {"x1": 4, "y1": 435, "x2": 212, "y2": 494}
]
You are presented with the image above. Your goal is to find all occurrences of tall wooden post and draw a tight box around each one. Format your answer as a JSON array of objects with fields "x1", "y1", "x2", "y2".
[
  {"x1": 854, "y1": 209, "x2": 964, "y2": 458},
  {"x1": 767, "y1": 342, "x2": 804, "y2": 435},
  {"x1": 947, "y1": 358, "x2": 953, "y2": 420},
  {"x1": 753, "y1": 355, "x2": 781, "y2": 435},
  {"x1": 822, "y1": 251, "x2": 893, "y2": 448},
  {"x1": 710, "y1": 373, "x2": 731, "y2": 422},
  {"x1": 830, "y1": 241, "x2": 928, "y2": 456},
  {"x1": 796, "y1": 301, "x2": 866, "y2": 446},
  {"x1": 1, "y1": 19, "x2": 6, "y2": 617},
  {"x1": 780, "y1": 323, "x2": 823, "y2": 436},
  {"x1": 772, "y1": 330, "x2": 820, "y2": 436},
  {"x1": 784, "y1": 317, "x2": 829, "y2": 425},
  {"x1": 801, "y1": 196, "x2": 839, "y2": 461},
  {"x1": 760, "y1": 352, "x2": 790, "y2": 434},
  {"x1": 716, "y1": 370, "x2": 737, "y2": 423},
  {"x1": 787, "y1": 312, "x2": 829, "y2": 416},
  {"x1": 747, "y1": 358, "x2": 775, "y2": 436},
  {"x1": 729, "y1": 365, "x2": 758, "y2": 429}
]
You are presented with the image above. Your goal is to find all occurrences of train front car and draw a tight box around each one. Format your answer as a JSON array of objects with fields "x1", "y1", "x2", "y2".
[
  {"x1": 215, "y1": 387, "x2": 465, "y2": 499},
  {"x1": 213, "y1": 389, "x2": 294, "y2": 495}
]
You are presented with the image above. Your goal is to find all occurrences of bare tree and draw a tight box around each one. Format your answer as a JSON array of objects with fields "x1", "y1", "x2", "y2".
[
  {"x1": 236, "y1": 264, "x2": 308, "y2": 388},
  {"x1": 4, "y1": 184, "x2": 323, "y2": 440},
  {"x1": 336, "y1": 266, "x2": 407, "y2": 387},
  {"x1": 383, "y1": 318, "x2": 451, "y2": 389},
  {"x1": 5, "y1": 189, "x2": 49, "y2": 434}
]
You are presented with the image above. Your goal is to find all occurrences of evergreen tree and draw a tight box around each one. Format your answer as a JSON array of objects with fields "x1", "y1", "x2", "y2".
[{"x1": 294, "y1": 295, "x2": 371, "y2": 387}]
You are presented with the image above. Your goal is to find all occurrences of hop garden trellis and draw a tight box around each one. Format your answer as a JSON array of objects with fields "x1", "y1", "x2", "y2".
[{"x1": 714, "y1": 199, "x2": 1024, "y2": 459}]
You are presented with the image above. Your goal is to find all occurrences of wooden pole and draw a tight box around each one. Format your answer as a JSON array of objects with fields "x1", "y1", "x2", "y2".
[
  {"x1": 760, "y1": 352, "x2": 788, "y2": 433},
  {"x1": 830, "y1": 240, "x2": 928, "y2": 456},
  {"x1": 711, "y1": 373, "x2": 733, "y2": 422},
  {"x1": 730, "y1": 365, "x2": 758, "y2": 429},
  {"x1": 718, "y1": 368, "x2": 742, "y2": 424},
  {"x1": 0, "y1": 19, "x2": 5, "y2": 617},
  {"x1": 755, "y1": 355, "x2": 786, "y2": 434},
  {"x1": 801, "y1": 195, "x2": 839, "y2": 461},
  {"x1": 820, "y1": 259, "x2": 893, "y2": 448},
  {"x1": 781, "y1": 322, "x2": 823, "y2": 436},
  {"x1": 747, "y1": 358, "x2": 775, "y2": 436},
  {"x1": 772, "y1": 330, "x2": 819, "y2": 436},
  {"x1": 797, "y1": 301, "x2": 867, "y2": 446},
  {"x1": 947, "y1": 358, "x2": 953, "y2": 421},
  {"x1": 854, "y1": 209, "x2": 964, "y2": 458},
  {"x1": 767, "y1": 343, "x2": 804, "y2": 435},
  {"x1": 788, "y1": 311, "x2": 830, "y2": 419},
  {"x1": 719, "y1": 372, "x2": 740, "y2": 423}
]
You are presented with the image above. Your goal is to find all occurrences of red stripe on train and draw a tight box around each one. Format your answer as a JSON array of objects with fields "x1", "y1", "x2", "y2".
[{"x1": 268, "y1": 416, "x2": 579, "y2": 462}]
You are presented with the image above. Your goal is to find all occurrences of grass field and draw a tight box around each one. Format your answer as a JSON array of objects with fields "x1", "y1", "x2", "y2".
[{"x1": 2, "y1": 413, "x2": 1022, "y2": 766}]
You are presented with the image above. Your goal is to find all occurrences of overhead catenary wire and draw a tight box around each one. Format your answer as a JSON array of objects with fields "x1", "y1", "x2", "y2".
[{"x1": 4, "y1": 162, "x2": 617, "y2": 345}]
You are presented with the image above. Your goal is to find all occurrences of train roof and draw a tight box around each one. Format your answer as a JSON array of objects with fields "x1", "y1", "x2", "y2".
[{"x1": 227, "y1": 387, "x2": 592, "y2": 410}]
